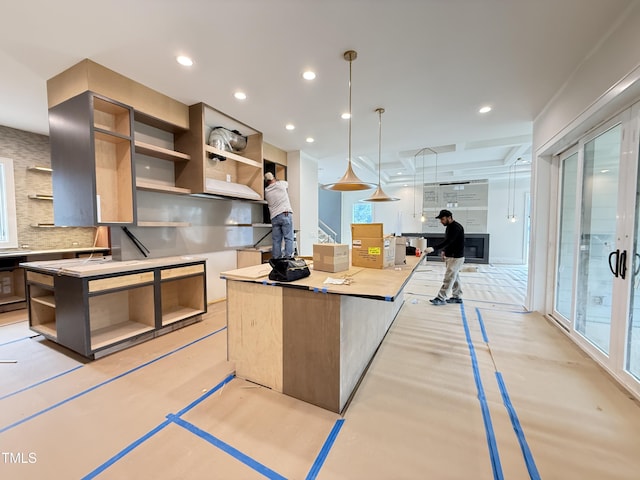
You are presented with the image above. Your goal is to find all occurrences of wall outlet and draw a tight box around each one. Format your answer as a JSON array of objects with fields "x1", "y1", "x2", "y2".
[{"x1": 226, "y1": 174, "x2": 231, "y2": 182}]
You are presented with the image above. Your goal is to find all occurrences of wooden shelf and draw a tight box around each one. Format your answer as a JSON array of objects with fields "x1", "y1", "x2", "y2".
[
  {"x1": 204, "y1": 145, "x2": 262, "y2": 168},
  {"x1": 31, "y1": 322, "x2": 57, "y2": 339},
  {"x1": 91, "y1": 320, "x2": 154, "y2": 350},
  {"x1": 28, "y1": 194, "x2": 53, "y2": 200},
  {"x1": 137, "y1": 221, "x2": 191, "y2": 227},
  {"x1": 0, "y1": 295, "x2": 26, "y2": 305},
  {"x1": 27, "y1": 166, "x2": 53, "y2": 172},
  {"x1": 32, "y1": 295, "x2": 55, "y2": 308},
  {"x1": 135, "y1": 140, "x2": 190, "y2": 162},
  {"x1": 136, "y1": 180, "x2": 191, "y2": 195},
  {"x1": 94, "y1": 128, "x2": 131, "y2": 144},
  {"x1": 161, "y1": 306, "x2": 204, "y2": 326}
]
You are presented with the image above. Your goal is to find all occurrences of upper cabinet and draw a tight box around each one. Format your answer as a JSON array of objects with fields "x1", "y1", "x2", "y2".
[
  {"x1": 175, "y1": 103, "x2": 264, "y2": 201},
  {"x1": 133, "y1": 111, "x2": 192, "y2": 195},
  {"x1": 47, "y1": 60, "x2": 267, "y2": 211},
  {"x1": 49, "y1": 91, "x2": 136, "y2": 226}
]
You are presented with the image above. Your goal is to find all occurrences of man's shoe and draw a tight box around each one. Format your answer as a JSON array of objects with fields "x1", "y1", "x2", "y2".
[
  {"x1": 446, "y1": 297, "x2": 463, "y2": 304},
  {"x1": 429, "y1": 297, "x2": 446, "y2": 305}
]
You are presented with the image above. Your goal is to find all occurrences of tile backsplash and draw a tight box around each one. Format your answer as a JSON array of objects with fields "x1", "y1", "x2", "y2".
[{"x1": 0, "y1": 125, "x2": 96, "y2": 250}]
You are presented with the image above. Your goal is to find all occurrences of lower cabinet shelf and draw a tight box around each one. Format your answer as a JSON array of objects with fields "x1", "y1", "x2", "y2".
[
  {"x1": 23, "y1": 257, "x2": 207, "y2": 359},
  {"x1": 91, "y1": 320, "x2": 155, "y2": 351}
]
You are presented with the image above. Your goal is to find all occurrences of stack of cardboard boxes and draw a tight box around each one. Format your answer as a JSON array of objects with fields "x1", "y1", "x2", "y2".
[{"x1": 313, "y1": 224, "x2": 406, "y2": 272}]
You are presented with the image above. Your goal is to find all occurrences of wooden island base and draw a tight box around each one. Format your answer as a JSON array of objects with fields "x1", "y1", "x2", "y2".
[{"x1": 222, "y1": 255, "x2": 423, "y2": 413}]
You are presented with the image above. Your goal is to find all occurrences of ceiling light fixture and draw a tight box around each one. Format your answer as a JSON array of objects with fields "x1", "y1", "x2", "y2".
[
  {"x1": 341, "y1": 112, "x2": 351, "y2": 120},
  {"x1": 479, "y1": 105, "x2": 492, "y2": 114},
  {"x1": 285, "y1": 124, "x2": 295, "y2": 130},
  {"x1": 363, "y1": 108, "x2": 399, "y2": 202},
  {"x1": 176, "y1": 55, "x2": 193, "y2": 67},
  {"x1": 234, "y1": 91, "x2": 247, "y2": 100},
  {"x1": 306, "y1": 137, "x2": 315, "y2": 143},
  {"x1": 322, "y1": 50, "x2": 375, "y2": 191},
  {"x1": 303, "y1": 71, "x2": 316, "y2": 80}
]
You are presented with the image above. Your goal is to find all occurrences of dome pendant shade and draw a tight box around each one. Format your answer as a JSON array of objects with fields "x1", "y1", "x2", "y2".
[
  {"x1": 363, "y1": 184, "x2": 400, "y2": 201},
  {"x1": 322, "y1": 50, "x2": 375, "y2": 192},
  {"x1": 363, "y1": 107, "x2": 399, "y2": 202},
  {"x1": 325, "y1": 162, "x2": 378, "y2": 191}
]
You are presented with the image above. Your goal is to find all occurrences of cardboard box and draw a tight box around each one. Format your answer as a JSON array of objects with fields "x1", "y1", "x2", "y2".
[
  {"x1": 395, "y1": 236, "x2": 406, "y2": 265},
  {"x1": 313, "y1": 243, "x2": 350, "y2": 273},
  {"x1": 351, "y1": 223, "x2": 396, "y2": 269}
]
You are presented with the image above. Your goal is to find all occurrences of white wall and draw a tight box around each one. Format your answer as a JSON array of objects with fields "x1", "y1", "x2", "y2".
[
  {"x1": 287, "y1": 150, "x2": 318, "y2": 257},
  {"x1": 530, "y1": 2, "x2": 640, "y2": 311}
]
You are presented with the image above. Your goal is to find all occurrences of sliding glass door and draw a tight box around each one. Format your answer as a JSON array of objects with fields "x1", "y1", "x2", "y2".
[
  {"x1": 575, "y1": 122, "x2": 623, "y2": 355},
  {"x1": 553, "y1": 104, "x2": 640, "y2": 394}
]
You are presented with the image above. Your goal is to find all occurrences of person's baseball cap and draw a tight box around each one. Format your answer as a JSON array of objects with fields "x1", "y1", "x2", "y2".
[
  {"x1": 264, "y1": 172, "x2": 274, "y2": 181},
  {"x1": 435, "y1": 209, "x2": 452, "y2": 219}
]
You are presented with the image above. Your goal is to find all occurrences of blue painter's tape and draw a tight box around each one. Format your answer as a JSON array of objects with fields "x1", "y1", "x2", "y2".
[
  {"x1": 321, "y1": 287, "x2": 328, "y2": 294},
  {"x1": 313, "y1": 287, "x2": 319, "y2": 293},
  {"x1": 0, "y1": 335, "x2": 32, "y2": 347},
  {"x1": 460, "y1": 304, "x2": 504, "y2": 480},
  {"x1": 495, "y1": 372, "x2": 541, "y2": 480},
  {"x1": 0, "y1": 365, "x2": 83, "y2": 401},
  {"x1": 475, "y1": 307, "x2": 489, "y2": 343},
  {"x1": 306, "y1": 418, "x2": 345, "y2": 480},
  {"x1": 82, "y1": 419, "x2": 172, "y2": 479},
  {"x1": 174, "y1": 374, "x2": 234, "y2": 417},
  {"x1": 384, "y1": 296, "x2": 391, "y2": 302},
  {"x1": 171, "y1": 416, "x2": 287, "y2": 480},
  {"x1": 0, "y1": 326, "x2": 227, "y2": 434}
]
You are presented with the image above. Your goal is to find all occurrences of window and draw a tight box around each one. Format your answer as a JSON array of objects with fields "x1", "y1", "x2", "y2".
[
  {"x1": 0, "y1": 157, "x2": 18, "y2": 248},
  {"x1": 352, "y1": 203, "x2": 373, "y2": 223}
]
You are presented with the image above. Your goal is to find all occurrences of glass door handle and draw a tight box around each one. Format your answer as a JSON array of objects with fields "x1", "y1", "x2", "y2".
[
  {"x1": 635, "y1": 253, "x2": 640, "y2": 276},
  {"x1": 609, "y1": 249, "x2": 620, "y2": 277},
  {"x1": 620, "y1": 249, "x2": 627, "y2": 280}
]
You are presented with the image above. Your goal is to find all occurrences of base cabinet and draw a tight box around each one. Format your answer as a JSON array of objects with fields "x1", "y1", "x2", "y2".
[{"x1": 24, "y1": 258, "x2": 206, "y2": 359}]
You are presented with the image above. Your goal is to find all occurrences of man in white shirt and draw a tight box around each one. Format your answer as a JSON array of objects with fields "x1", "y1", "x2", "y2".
[{"x1": 264, "y1": 172, "x2": 294, "y2": 258}]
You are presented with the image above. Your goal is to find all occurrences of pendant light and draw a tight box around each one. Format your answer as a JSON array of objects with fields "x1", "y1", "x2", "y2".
[
  {"x1": 363, "y1": 108, "x2": 399, "y2": 202},
  {"x1": 323, "y1": 50, "x2": 375, "y2": 191}
]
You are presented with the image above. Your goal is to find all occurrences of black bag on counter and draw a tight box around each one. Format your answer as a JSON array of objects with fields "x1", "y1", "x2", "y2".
[{"x1": 268, "y1": 257, "x2": 310, "y2": 282}]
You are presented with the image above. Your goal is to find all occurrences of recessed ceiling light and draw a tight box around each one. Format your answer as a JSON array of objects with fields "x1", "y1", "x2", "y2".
[
  {"x1": 479, "y1": 106, "x2": 492, "y2": 114},
  {"x1": 234, "y1": 91, "x2": 247, "y2": 100},
  {"x1": 306, "y1": 137, "x2": 314, "y2": 143},
  {"x1": 302, "y1": 71, "x2": 316, "y2": 80},
  {"x1": 397, "y1": 171, "x2": 402, "y2": 175},
  {"x1": 403, "y1": 184, "x2": 409, "y2": 187},
  {"x1": 285, "y1": 124, "x2": 295, "y2": 130},
  {"x1": 176, "y1": 55, "x2": 193, "y2": 67},
  {"x1": 341, "y1": 113, "x2": 351, "y2": 119}
]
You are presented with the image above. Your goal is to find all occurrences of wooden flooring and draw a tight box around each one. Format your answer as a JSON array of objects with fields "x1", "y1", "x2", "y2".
[{"x1": 2, "y1": 263, "x2": 640, "y2": 479}]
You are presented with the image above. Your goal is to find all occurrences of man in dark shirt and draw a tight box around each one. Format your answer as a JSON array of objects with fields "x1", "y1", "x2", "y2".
[{"x1": 425, "y1": 209, "x2": 465, "y2": 305}]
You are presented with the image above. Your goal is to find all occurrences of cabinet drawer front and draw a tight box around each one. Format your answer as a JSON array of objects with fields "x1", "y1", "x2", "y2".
[
  {"x1": 161, "y1": 264, "x2": 204, "y2": 280},
  {"x1": 89, "y1": 272, "x2": 154, "y2": 293},
  {"x1": 27, "y1": 271, "x2": 54, "y2": 287}
]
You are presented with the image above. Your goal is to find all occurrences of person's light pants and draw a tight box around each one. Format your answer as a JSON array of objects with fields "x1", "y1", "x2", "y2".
[{"x1": 437, "y1": 256, "x2": 465, "y2": 300}]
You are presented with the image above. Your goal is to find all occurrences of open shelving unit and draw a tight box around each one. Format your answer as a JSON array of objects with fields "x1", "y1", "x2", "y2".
[
  {"x1": 160, "y1": 264, "x2": 206, "y2": 327},
  {"x1": 24, "y1": 257, "x2": 207, "y2": 359},
  {"x1": 175, "y1": 103, "x2": 264, "y2": 201},
  {"x1": 133, "y1": 111, "x2": 192, "y2": 197}
]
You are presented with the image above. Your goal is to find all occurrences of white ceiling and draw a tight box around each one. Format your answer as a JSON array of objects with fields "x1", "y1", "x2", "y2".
[{"x1": 0, "y1": 0, "x2": 635, "y2": 187}]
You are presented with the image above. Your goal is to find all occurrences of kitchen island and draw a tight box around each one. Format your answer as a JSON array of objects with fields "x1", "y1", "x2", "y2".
[
  {"x1": 21, "y1": 255, "x2": 206, "y2": 359},
  {"x1": 221, "y1": 255, "x2": 423, "y2": 413}
]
